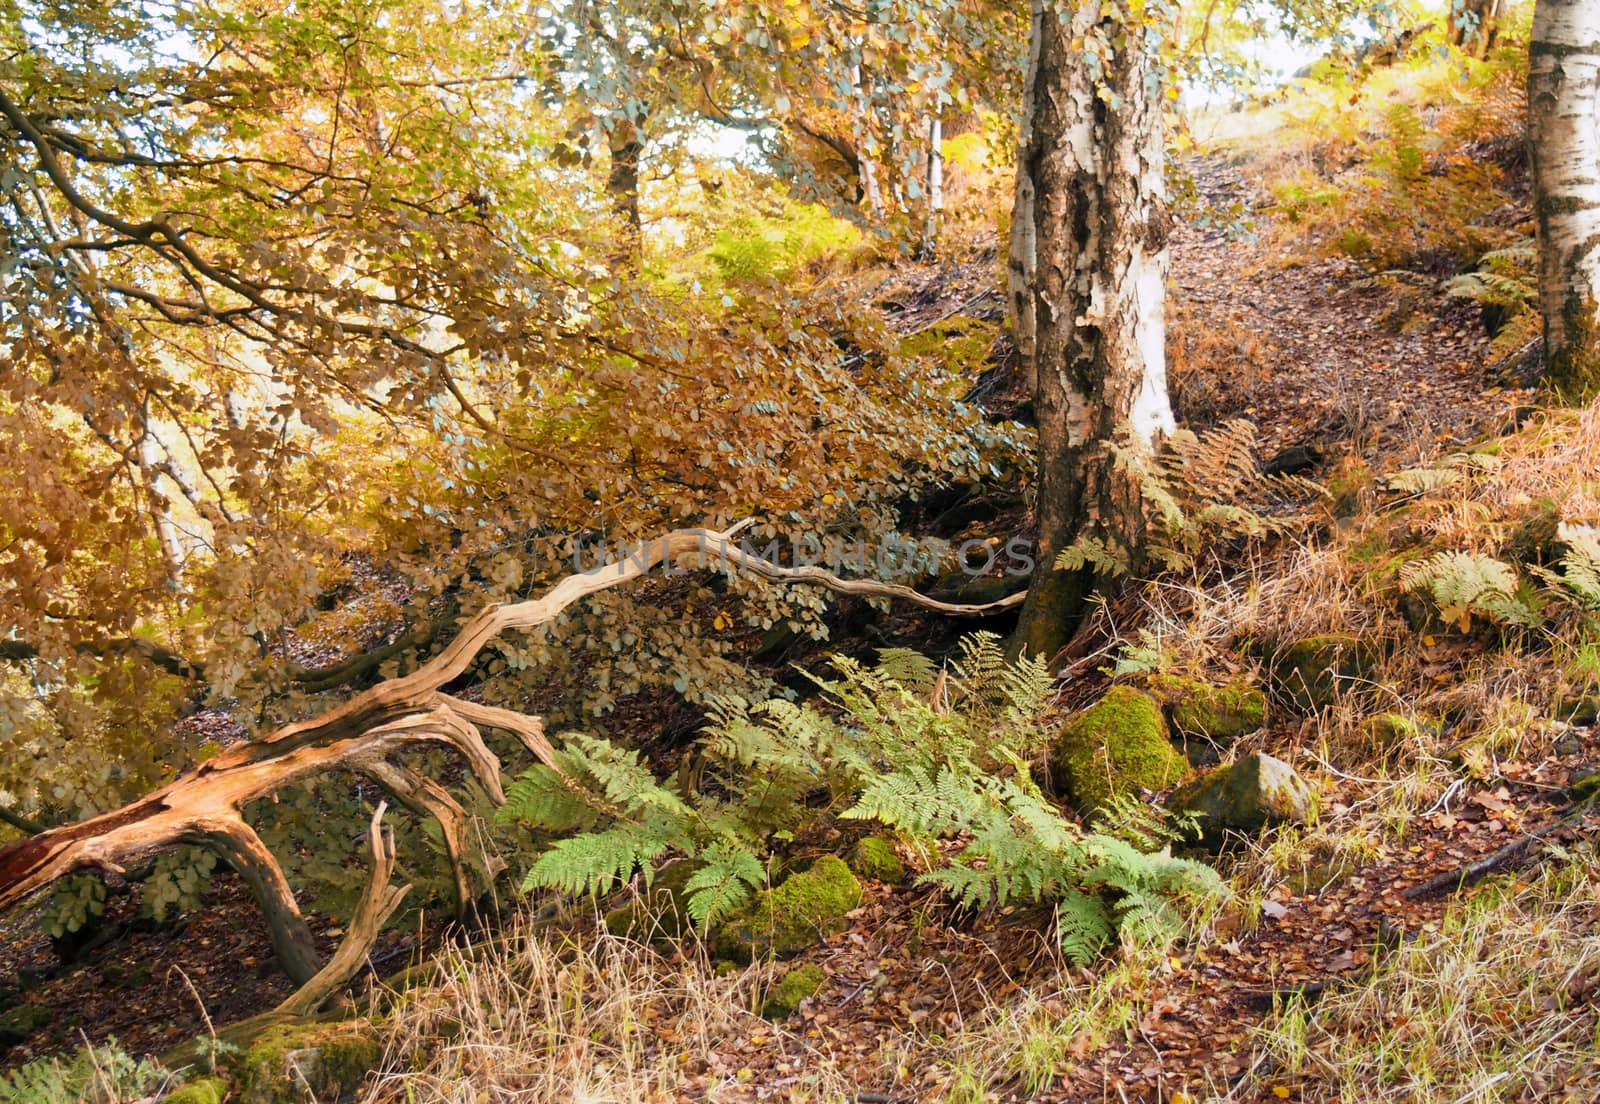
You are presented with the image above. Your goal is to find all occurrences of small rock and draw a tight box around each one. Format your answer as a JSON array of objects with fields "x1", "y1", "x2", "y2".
[
  {"x1": 714, "y1": 857, "x2": 862, "y2": 963},
  {"x1": 1570, "y1": 766, "x2": 1600, "y2": 801},
  {"x1": 1267, "y1": 635, "x2": 1380, "y2": 713},
  {"x1": 846, "y1": 836, "x2": 907, "y2": 883},
  {"x1": 1560, "y1": 696, "x2": 1600, "y2": 727},
  {"x1": 1554, "y1": 734, "x2": 1584, "y2": 758},
  {"x1": 1050, "y1": 687, "x2": 1189, "y2": 812},
  {"x1": 761, "y1": 963, "x2": 827, "y2": 1019},
  {"x1": 163, "y1": 1077, "x2": 228, "y2": 1104},
  {"x1": 0, "y1": 1003, "x2": 51, "y2": 1047},
  {"x1": 1144, "y1": 674, "x2": 1268, "y2": 753},
  {"x1": 238, "y1": 1021, "x2": 381, "y2": 1104},
  {"x1": 1171, "y1": 753, "x2": 1314, "y2": 841}
]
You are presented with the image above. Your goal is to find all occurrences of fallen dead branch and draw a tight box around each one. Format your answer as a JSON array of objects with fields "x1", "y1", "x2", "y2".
[
  {"x1": 275, "y1": 802, "x2": 410, "y2": 1017},
  {"x1": 0, "y1": 523, "x2": 1026, "y2": 998},
  {"x1": 1402, "y1": 797, "x2": 1597, "y2": 902}
]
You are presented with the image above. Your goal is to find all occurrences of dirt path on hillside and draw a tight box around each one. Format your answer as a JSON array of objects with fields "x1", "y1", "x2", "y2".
[{"x1": 1168, "y1": 158, "x2": 1532, "y2": 467}]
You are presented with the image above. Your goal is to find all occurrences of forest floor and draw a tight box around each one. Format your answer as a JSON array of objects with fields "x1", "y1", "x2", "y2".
[{"x1": 2, "y1": 140, "x2": 1591, "y2": 1103}]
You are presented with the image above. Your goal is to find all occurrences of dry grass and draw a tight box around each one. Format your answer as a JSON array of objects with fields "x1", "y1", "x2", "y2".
[
  {"x1": 361, "y1": 912, "x2": 853, "y2": 1104},
  {"x1": 1216, "y1": 864, "x2": 1600, "y2": 1104}
]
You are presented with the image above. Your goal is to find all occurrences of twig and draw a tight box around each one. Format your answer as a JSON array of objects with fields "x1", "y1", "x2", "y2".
[{"x1": 1404, "y1": 798, "x2": 1596, "y2": 901}]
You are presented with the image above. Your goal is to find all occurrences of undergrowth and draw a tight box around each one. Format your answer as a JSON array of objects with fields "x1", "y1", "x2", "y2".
[{"x1": 499, "y1": 633, "x2": 1224, "y2": 964}]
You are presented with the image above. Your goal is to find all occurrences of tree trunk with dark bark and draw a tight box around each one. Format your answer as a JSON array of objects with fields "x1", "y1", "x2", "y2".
[
  {"x1": 1450, "y1": 0, "x2": 1505, "y2": 58},
  {"x1": 1530, "y1": 0, "x2": 1600, "y2": 401},
  {"x1": 1010, "y1": 0, "x2": 1176, "y2": 662},
  {"x1": 607, "y1": 120, "x2": 644, "y2": 266}
]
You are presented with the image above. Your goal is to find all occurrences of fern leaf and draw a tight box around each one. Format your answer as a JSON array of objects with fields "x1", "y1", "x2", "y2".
[
  {"x1": 521, "y1": 824, "x2": 668, "y2": 897},
  {"x1": 683, "y1": 840, "x2": 765, "y2": 928},
  {"x1": 1056, "y1": 888, "x2": 1114, "y2": 966}
]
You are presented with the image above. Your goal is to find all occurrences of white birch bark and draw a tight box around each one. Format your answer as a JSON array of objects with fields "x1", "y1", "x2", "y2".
[
  {"x1": 1530, "y1": 0, "x2": 1600, "y2": 399},
  {"x1": 1007, "y1": 0, "x2": 1044, "y2": 393},
  {"x1": 924, "y1": 115, "x2": 944, "y2": 254},
  {"x1": 1011, "y1": 0, "x2": 1176, "y2": 659}
]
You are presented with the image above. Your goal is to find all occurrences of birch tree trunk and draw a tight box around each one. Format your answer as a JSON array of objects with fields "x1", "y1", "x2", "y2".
[
  {"x1": 1011, "y1": 0, "x2": 1176, "y2": 661},
  {"x1": 922, "y1": 115, "x2": 944, "y2": 257},
  {"x1": 1007, "y1": 0, "x2": 1044, "y2": 395},
  {"x1": 607, "y1": 120, "x2": 644, "y2": 267},
  {"x1": 1530, "y1": 0, "x2": 1600, "y2": 402}
]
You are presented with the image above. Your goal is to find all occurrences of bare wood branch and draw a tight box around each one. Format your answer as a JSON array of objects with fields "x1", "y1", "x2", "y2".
[{"x1": 274, "y1": 802, "x2": 411, "y2": 1018}]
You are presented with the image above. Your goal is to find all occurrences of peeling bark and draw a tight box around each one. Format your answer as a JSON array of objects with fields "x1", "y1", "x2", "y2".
[
  {"x1": 1011, "y1": 2, "x2": 1176, "y2": 662},
  {"x1": 1530, "y1": 0, "x2": 1600, "y2": 401}
]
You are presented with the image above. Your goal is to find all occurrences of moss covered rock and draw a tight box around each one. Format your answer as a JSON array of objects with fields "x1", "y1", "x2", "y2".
[
  {"x1": 1171, "y1": 753, "x2": 1314, "y2": 842},
  {"x1": 237, "y1": 1021, "x2": 380, "y2": 1104},
  {"x1": 1357, "y1": 712, "x2": 1443, "y2": 756},
  {"x1": 1146, "y1": 675, "x2": 1268, "y2": 748},
  {"x1": 1050, "y1": 687, "x2": 1189, "y2": 812},
  {"x1": 163, "y1": 1078, "x2": 228, "y2": 1104},
  {"x1": 1325, "y1": 456, "x2": 1377, "y2": 519},
  {"x1": 1559, "y1": 696, "x2": 1600, "y2": 727},
  {"x1": 604, "y1": 862, "x2": 696, "y2": 942},
  {"x1": 846, "y1": 836, "x2": 907, "y2": 883},
  {"x1": 761, "y1": 963, "x2": 827, "y2": 1019},
  {"x1": 714, "y1": 856, "x2": 862, "y2": 963},
  {"x1": 1268, "y1": 635, "x2": 1380, "y2": 713},
  {"x1": 0, "y1": 1003, "x2": 50, "y2": 1046}
]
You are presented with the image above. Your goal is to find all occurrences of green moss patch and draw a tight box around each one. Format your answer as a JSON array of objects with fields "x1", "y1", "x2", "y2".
[
  {"x1": 604, "y1": 862, "x2": 695, "y2": 942},
  {"x1": 1145, "y1": 675, "x2": 1268, "y2": 744},
  {"x1": 237, "y1": 1020, "x2": 380, "y2": 1104},
  {"x1": 761, "y1": 963, "x2": 827, "y2": 1019},
  {"x1": 846, "y1": 835, "x2": 907, "y2": 883},
  {"x1": 1051, "y1": 687, "x2": 1189, "y2": 812},
  {"x1": 1268, "y1": 634, "x2": 1380, "y2": 713},
  {"x1": 164, "y1": 1077, "x2": 228, "y2": 1104},
  {"x1": 0, "y1": 1003, "x2": 51, "y2": 1045},
  {"x1": 715, "y1": 856, "x2": 862, "y2": 963}
]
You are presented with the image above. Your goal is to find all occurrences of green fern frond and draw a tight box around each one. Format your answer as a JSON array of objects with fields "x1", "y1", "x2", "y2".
[
  {"x1": 683, "y1": 841, "x2": 766, "y2": 928},
  {"x1": 1400, "y1": 550, "x2": 1542, "y2": 629},
  {"x1": 1056, "y1": 888, "x2": 1115, "y2": 966},
  {"x1": 496, "y1": 766, "x2": 591, "y2": 832},
  {"x1": 872, "y1": 647, "x2": 938, "y2": 692},
  {"x1": 1535, "y1": 528, "x2": 1600, "y2": 611},
  {"x1": 522, "y1": 822, "x2": 671, "y2": 897}
]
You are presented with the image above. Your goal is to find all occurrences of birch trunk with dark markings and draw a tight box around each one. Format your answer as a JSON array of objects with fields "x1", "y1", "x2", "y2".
[
  {"x1": 1530, "y1": 0, "x2": 1600, "y2": 401},
  {"x1": 1010, "y1": 1, "x2": 1176, "y2": 662}
]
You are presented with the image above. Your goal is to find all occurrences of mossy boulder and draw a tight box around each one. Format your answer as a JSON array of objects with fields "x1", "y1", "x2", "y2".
[
  {"x1": 1325, "y1": 455, "x2": 1376, "y2": 519},
  {"x1": 1171, "y1": 753, "x2": 1314, "y2": 842},
  {"x1": 1356, "y1": 712, "x2": 1443, "y2": 756},
  {"x1": 0, "y1": 1003, "x2": 51, "y2": 1046},
  {"x1": 714, "y1": 856, "x2": 862, "y2": 963},
  {"x1": 164, "y1": 1078, "x2": 228, "y2": 1104},
  {"x1": 1145, "y1": 675, "x2": 1268, "y2": 748},
  {"x1": 1050, "y1": 687, "x2": 1189, "y2": 812},
  {"x1": 604, "y1": 862, "x2": 696, "y2": 942},
  {"x1": 846, "y1": 835, "x2": 907, "y2": 883},
  {"x1": 1268, "y1": 634, "x2": 1380, "y2": 713},
  {"x1": 761, "y1": 963, "x2": 826, "y2": 1019},
  {"x1": 1559, "y1": 696, "x2": 1600, "y2": 727},
  {"x1": 237, "y1": 1020, "x2": 380, "y2": 1104}
]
